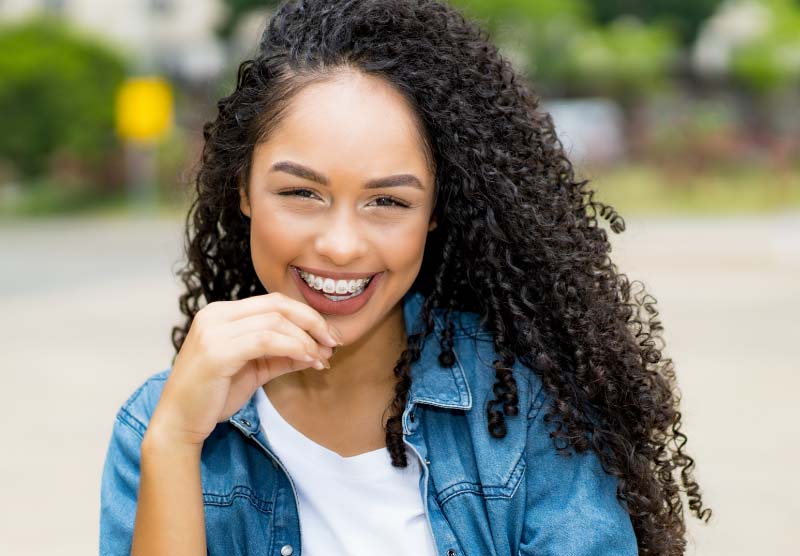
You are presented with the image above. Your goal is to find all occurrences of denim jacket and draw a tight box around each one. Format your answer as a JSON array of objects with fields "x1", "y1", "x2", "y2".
[{"x1": 100, "y1": 289, "x2": 638, "y2": 556}]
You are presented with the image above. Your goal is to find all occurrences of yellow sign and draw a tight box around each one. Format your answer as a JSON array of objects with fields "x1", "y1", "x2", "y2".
[{"x1": 115, "y1": 77, "x2": 174, "y2": 142}]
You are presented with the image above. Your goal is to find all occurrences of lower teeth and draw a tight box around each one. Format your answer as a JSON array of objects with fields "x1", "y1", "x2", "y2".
[{"x1": 323, "y1": 289, "x2": 365, "y2": 301}]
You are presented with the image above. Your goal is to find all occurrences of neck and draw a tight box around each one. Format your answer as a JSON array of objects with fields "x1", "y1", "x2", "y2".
[{"x1": 268, "y1": 302, "x2": 408, "y2": 409}]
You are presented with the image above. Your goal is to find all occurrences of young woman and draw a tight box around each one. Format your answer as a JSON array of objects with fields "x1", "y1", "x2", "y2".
[{"x1": 100, "y1": 1, "x2": 712, "y2": 555}]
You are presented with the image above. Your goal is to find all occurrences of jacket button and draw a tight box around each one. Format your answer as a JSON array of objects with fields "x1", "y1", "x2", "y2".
[
  {"x1": 241, "y1": 419, "x2": 251, "y2": 428},
  {"x1": 409, "y1": 412, "x2": 415, "y2": 422},
  {"x1": 280, "y1": 544, "x2": 293, "y2": 556},
  {"x1": 447, "y1": 550, "x2": 457, "y2": 556}
]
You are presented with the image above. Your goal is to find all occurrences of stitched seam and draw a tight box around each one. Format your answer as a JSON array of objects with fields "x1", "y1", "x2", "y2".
[
  {"x1": 122, "y1": 383, "x2": 147, "y2": 411},
  {"x1": 121, "y1": 371, "x2": 170, "y2": 426},
  {"x1": 122, "y1": 373, "x2": 169, "y2": 409},
  {"x1": 485, "y1": 453, "x2": 526, "y2": 499},
  {"x1": 448, "y1": 337, "x2": 473, "y2": 408},
  {"x1": 438, "y1": 482, "x2": 484, "y2": 505},
  {"x1": 436, "y1": 454, "x2": 526, "y2": 505},
  {"x1": 203, "y1": 486, "x2": 273, "y2": 514},
  {"x1": 116, "y1": 407, "x2": 146, "y2": 439},
  {"x1": 527, "y1": 381, "x2": 547, "y2": 420}
]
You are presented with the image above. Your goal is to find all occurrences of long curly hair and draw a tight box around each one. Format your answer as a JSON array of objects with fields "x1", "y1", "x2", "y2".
[{"x1": 170, "y1": 0, "x2": 712, "y2": 554}]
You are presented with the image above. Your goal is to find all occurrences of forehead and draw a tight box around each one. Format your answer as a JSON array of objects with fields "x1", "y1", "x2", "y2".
[{"x1": 256, "y1": 72, "x2": 431, "y2": 178}]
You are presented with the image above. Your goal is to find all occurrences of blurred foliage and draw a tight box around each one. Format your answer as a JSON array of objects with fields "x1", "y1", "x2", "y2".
[
  {"x1": 452, "y1": 0, "x2": 678, "y2": 101},
  {"x1": 562, "y1": 17, "x2": 677, "y2": 103},
  {"x1": 0, "y1": 17, "x2": 128, "y2": 182},
  {"x1": 593, "y1": 162, "x2": 800, "y2": 215},
  {"x1": 0, "y1": 178, "x2": 130, "y2": 217},
  {"x1": 218, "y1": 0, "x2": 280, "y2": 38},
  {"x1": 451, "y1": 0, "x2": 590, "y2": 22},
  {"x1": 730, "y1": 0, "x2": 800, "y2": 93},
  {"x1": 1, "y1": 0, "x2": 795, "y2": 220},
  {"x1": 450, "y1": 0, "x2": 588, "y2": 91},
  {"x1": 585, "y1": 0, "x2": 723, "y2": 46}
]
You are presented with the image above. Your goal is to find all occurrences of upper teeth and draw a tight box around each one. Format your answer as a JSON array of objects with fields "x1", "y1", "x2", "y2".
[{"x1": 298, "y1": 269, "x2": 373, "y2": 294}]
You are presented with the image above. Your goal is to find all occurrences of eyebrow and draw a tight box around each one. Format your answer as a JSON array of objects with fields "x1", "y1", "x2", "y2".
[{"x1": 269, "y1": 161, "x2": 425, "y2": 190}]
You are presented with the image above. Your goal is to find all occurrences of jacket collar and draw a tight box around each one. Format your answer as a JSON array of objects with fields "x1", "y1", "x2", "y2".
[
  {"x1": 402, "y1": 289, "x2": 472, "y2": 410},
  {"x1": 229, "y1": 289, "x2": 472, "y2": 435}
]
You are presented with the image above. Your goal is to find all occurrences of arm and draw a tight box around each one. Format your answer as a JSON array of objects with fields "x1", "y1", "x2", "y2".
[
  {"x1": 518, "y1": 385, "x2": 639, "y2": 556},
  {"x1": 131, "y1": 424, "x2": 207, "y2": 556},
  {"x1": 99, "y1": 407, "x2": 208, "y2": 556}
]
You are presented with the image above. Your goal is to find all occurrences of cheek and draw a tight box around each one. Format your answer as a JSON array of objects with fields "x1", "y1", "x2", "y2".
[
  {"x1": 374, "y1": 217, "x2": 430, "y2": 270},
  {"x1": 248, "y1": 213, "x2": 308, "y2": 282}
]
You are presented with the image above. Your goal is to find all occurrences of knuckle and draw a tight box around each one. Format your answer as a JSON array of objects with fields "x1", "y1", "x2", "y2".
[
  {"x1": 264, "y1": 312, "x2": 286, "y2": 333},
  {"x1": 259, "y1": 329, "x2": 274, "y2": 345},
  {"x1": 269, "y1": 311, "x2": 287, "y2": 325},
  {"x1": 194, "y1": 326, "x2": 209, "y2": 346},
  {"x1": 269, "y1": 294, "x2": 286, "y2": 313},
  {"x1": 270, "y1": 291, "x2": 287, "y2": 303},
  {"x1": 196, "y1": 303, "x2": 217, "y2": 323},
  {"x1": 196, "y1": 335, "x2": 215, "y2": 361}
]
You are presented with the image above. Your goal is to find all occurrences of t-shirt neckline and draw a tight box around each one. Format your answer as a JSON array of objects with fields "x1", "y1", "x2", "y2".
[{"x1": 253, "y1": 385, "x2": 397, "y2": 480}]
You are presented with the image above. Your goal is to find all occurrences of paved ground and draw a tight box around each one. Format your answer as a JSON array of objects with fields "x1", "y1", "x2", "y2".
[{"x1": 1, "y1": 211, "x2": 797, "y2": 555}]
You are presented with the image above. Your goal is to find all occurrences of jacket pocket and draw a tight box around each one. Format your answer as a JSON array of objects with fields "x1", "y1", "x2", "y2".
[{"x1": 424, "y1": 405, "x2": 528, "y2": 506}]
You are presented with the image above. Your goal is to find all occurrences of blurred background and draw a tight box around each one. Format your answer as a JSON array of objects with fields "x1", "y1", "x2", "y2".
[{"x1": 0, "y1": 0, "x2": 797, "y2": 555}]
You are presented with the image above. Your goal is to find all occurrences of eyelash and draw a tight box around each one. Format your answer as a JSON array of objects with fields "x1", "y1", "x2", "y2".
[{"x1": 279, "y1": 188, "x2": 410, "y2": 209}]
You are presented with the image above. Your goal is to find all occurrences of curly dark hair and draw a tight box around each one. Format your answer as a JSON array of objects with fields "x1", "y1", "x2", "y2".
[{"x1": 170, "y1": 0, "x2": 713, "y2": 554}]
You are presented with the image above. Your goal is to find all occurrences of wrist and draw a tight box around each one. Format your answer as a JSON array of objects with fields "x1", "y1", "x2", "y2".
[{"x1": 143, "y1": 417, "x2": 207, "y2": 456}]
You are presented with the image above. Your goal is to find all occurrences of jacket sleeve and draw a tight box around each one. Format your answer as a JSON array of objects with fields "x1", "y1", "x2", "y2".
[
  {"x1": 99, "y1": 406, "x2": 147, "y2": 556},
  {"x1": 518, "y1": 384, "x2": 639, "y2": 556}
]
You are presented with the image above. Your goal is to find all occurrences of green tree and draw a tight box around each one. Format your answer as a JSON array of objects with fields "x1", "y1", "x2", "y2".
[
  {"x1": 585, "y1": 0, "x2": 723, "y2": 46},
  {"x1": 0, "y1": 17, "x2": 128, "y2": 180},
  {"x1": 563, "y1": 17, "x2": 678, "y2": 104},
  {"x1": 218, "y1": 0, "x2": 280, "y2": 38},
  {"x1": 730, "y1": 0, "x2": 800, "y2": 93},
  {"x1": 451, "y1": 0, "x2": 678, "y2": 101},
  {"x1": 451, "y1": 0, "x2": 592, "y2": 92}
]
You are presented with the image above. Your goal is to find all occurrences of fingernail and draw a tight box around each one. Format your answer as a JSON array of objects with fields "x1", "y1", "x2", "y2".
[
  {"x1": 328, "y1": 324, "x2": 344, "y2": 346},
  {"x1": 313, "y1": 359, "x2": 325, "y2": 370},
  {"x1": 302, "y1": 353, "x2": 316, "y2": 363},
  {"x1": 322, "y1": 358, "x2": 331, "y2": 369}
]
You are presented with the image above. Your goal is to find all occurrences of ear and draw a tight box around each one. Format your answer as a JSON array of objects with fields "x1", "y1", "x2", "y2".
[
  {"x1": 239, "y1": 184, "x2": 251, "y2": 218},
  {"x1": 428, "y1": 215, "x2": 437, "y2": 232}
]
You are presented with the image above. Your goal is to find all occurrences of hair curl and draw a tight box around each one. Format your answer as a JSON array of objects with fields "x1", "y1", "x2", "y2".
[{"x1": 170, "y1": 1, "x2": 712, "y2": 554}]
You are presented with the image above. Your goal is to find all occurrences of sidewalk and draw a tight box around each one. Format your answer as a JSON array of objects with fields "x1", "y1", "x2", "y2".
[{"x1": 1, "y1": 212, "x2": 797, "y2": 556}]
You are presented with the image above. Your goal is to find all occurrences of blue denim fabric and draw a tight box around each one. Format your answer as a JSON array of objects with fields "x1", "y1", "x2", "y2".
[{"x1": 100, "y1": 289, "x2": 638, "y2": 555}]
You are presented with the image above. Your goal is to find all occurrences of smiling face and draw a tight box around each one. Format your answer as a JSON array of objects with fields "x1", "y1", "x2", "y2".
[{"x1": 240, "y1": 70, "x2": 437, "y2": 345}]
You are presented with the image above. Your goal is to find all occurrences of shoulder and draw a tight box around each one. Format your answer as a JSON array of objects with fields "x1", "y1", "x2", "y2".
[
  {"x1": 113, "y1": 368, "x2": 172, "y2": 438},
  {"x1": 441, "y1": 307, "x2": 544, "y2": 416}
]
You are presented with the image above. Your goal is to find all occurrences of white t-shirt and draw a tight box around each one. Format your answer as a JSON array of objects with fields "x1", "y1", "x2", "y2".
[{"x1": 253, "y1": 386, "x2": 438, "y2": 556}]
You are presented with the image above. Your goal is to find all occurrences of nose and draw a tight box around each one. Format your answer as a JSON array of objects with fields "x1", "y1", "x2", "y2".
[{"x1": 313, "y1": 205, "x2": 369, "y2": 265}]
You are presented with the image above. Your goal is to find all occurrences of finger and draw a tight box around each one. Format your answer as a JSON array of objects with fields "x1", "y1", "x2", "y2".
[
  {"x1": 207, "y1": 293, "x2": 340, "y2": 348},
  {"x1": 223, "y1": 312, "x2": 331, "y2": 360},
  {"x1": 228, "y1": 329, "x2": 321, "y2": 377},
  {"x1": 263, "y1": 355, "x2": 320, "y2": 379},
  {"x1": 230, "y1": 355, "x2": 315, "y2": 397}
]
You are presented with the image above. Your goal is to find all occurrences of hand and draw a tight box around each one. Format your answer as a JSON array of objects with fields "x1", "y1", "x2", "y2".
[{"x1": 146, "y1": 292, "x2": 342, "y2": 447}]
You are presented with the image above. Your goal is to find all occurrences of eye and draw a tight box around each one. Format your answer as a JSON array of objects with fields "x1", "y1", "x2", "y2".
[
  {"x1": 279, "y1": 188, "x2": 319, "y2": 199},
  {"x1": 369, "y1": 196, "x2": 410, "y2": 209}
]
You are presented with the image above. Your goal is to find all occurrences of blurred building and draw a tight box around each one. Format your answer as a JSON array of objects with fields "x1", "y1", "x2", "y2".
[
  {"x1": 692, "y1": 0, "x2": 770, "y2": 77},
  {"x1": 0, "y1": 0, "x2": 228, "y2": 81},
  {"x1": 545, "y1": 98, "x2": 627, "y2": 168}
]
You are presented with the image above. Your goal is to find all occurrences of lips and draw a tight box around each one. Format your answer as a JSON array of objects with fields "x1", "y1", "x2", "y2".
[
  {"x1": 294, "y1": 267, "x2": 375, "y2": 301},
  {"x1": 291, "y1": 265, "x2": 378, "y2": 281},
  {"x1": 290, "y1": 266, "x2": 384, "y2": 316}
]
